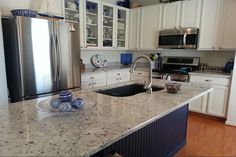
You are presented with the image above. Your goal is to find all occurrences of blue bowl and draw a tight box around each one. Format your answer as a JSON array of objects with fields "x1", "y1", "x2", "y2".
[
  {"x1": 72, "y1": 98, "x2": 84, "y2": 109},
  {"x1": 11, "y1": 9, "x2": 37, "y2": 17},
  {"x1": 50, "y1": 98, "x2": 62, "y2": 109},
  {"x1": 58, "y1": 102, "x2": 72, "y2": 112}
]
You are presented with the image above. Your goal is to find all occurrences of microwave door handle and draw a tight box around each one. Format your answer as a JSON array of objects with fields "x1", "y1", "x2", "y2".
[{"x1": 183, "y1": 33, "x2": 187, "y2": 46}]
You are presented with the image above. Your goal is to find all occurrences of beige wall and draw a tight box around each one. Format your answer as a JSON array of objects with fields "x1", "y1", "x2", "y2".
[{"x1": 0, "y1": 10, "x2": 9, "y2": 105}]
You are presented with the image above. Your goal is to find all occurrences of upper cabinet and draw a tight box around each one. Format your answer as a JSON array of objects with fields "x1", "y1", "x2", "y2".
[
  {"x1": 139, "y1": 4, "x2": 162, "y2": 50},
  {"x1": 116, "y1": 7, "x2": 129, "y2": 49},
  {"x1": 161, "y1": 2, "x2": 181, "y2": 29},
  {"x1": 198, "y1": 0, "x2": 224, "y2": 50},
  {"x1": 161, "y1": 0, "x2": 202, "y2": 29},
  {"x1": 101, "y1": 2, "x2": 116, "y2": 49},
  {"x1": 129, "y1": 8, "x2": 141, "y2": 50},
  {"x1": 180, "y1": 0, "x2": 202, "y2": 28},
  {"x1": 84, "y1": 0, "x2": 101, "y2": 49},
  {"x1": 220, "y1": 0, "x2": 236, "y2": 50}
]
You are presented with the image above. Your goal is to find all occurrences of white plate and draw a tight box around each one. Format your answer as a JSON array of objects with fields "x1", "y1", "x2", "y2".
[{"x1": 91, "y1": 54, "x2": 108, "y2": 68}]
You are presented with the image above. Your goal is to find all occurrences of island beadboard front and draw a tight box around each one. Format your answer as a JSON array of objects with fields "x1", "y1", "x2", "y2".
[{"x1": 91, "y1": 104, "x2": 189, "y2": 157}]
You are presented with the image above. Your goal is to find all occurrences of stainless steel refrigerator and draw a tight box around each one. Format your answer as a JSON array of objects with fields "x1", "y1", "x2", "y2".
[{"x1": 2, "y1": 16, "x2": 81, "y2": 102}]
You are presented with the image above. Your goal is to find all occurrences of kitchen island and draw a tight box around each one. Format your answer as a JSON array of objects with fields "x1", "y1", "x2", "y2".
[{"x1": 0, "y1": 80, "x2": 212, "y2": 157}]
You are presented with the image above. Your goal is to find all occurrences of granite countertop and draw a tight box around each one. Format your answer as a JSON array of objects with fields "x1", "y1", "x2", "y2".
[
  {"x1": 0, "y1": 80, "x2": 213, "y2": 157},
  {"x1": 189, "y1": 71, "x2": 232, "y2": 78}
]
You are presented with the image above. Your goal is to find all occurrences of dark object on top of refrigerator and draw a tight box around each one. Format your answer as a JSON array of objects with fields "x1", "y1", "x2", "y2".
[
  {"x1": 224, "y1": 59, "x2": 234, "y2": 73},
  {"x1": 2, "y1": 16, "x2": 81, "y2": 103}
]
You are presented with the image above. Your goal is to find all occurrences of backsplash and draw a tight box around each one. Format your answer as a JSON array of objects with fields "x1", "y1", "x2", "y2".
[
  {"x1": 131, "y1": 50, "x2": 236, "y2": 67},
  {"x1": 81, "y1": 49, "x2": 235, "y2": 67}
]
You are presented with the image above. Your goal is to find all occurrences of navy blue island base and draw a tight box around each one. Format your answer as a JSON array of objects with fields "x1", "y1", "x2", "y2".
[{"x1": 91, "y1": 104, "x2": 189, "y2": 157}]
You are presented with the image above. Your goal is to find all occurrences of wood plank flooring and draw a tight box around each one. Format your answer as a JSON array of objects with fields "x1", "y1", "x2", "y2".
[{"x1": 175, "y1": 112, "x2": 236, "y2": 156}]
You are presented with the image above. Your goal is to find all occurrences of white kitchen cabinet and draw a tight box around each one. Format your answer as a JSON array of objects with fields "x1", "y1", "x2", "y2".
[
  {"x1": 0, "y1": 10, "x2": 9, "y2": 105},
  {"x1": 180, "y1": 0, "x2": 202, "y2": 28},
  {"x1": 101, "y1": 2, "x2": 116, "y2": 49},
  {"x1": 116, "y1": 6, "x2": 129, "y2": 50},
  {"x1": 198, "y1": 0, "x2": 224, "y2": 50},
  {"x1": 81, "y1": 72, "x2": 106, "y2": 89},
  {"x1": 161, "y1": 2, "x2": 181, "y2": 29},
  {"x1": 220, "y1": 0, "x2": 236, "y2": 50},
  {"x1": 189, "y1": 74, "x2": 231, "y2": 117},
  {"x1": 107, "y1": 69, "x2": 130, "y2": 85},
  {"x1": 84, "y1": 0, "x2": 102, "y2": 49},
  {"x1": 208, "y1": 85, "x2": 230, "y2": 117},
  {"x1": 130, "y1": 70, "x2": 148, "y2": 81},
  {"x1": 189, "y1": 93, "x2": 208, "y2": 114},
  {"x1": 128, "y1": 8, "x2": 140, "y2": 50},
  {"x1": 139, "y1": 4, "x2": 162, "y2": 50}
]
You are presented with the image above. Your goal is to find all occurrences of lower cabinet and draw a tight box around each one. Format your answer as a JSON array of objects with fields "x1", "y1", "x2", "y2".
[
  {"x1": 208, "y1": 85, "x2": 230, "y2": 117},
  {"x1": 189, "y1": 74, "x2": 230, "y2": 117},
  {"x1": 91, "y1": 104, "x2": 189, "y2": 157},
  {"x1": 106, "y1": 69, "x2": 130, "y2": 85},
  {"x1": 81, "y1": 72, "x2": 107, "y2": 89},
  {"x1": 81, "y1": 69, "x2": 131, "y2": 89}
]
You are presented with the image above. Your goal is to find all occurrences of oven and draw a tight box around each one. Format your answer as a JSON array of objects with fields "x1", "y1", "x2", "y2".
[{"x1": 152, "y1": 57, "x2": 200, "y2": 82}]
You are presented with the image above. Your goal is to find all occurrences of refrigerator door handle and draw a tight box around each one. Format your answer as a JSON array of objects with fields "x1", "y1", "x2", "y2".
[
  {"x1": 51, "y1": 32, "x2": 57, "y2": 82},
  {"x1": 55, "y1": 23, "x2": 61, "y2": 81}
]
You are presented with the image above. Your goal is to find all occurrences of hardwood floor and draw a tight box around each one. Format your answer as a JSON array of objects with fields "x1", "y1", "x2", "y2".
[{"x1": 175, "y1": 112, "x2": 236, "y2": 156}]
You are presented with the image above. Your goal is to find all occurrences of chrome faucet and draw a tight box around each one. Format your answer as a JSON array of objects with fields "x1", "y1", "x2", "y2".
[{"x1": 130, "y1": 55, "x2": 153, "y2": 94}]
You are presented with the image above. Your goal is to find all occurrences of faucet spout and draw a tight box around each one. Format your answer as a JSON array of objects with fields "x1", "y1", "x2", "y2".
[{"x1": 129, "y1": 55, "x2": 153, "y2": 94}]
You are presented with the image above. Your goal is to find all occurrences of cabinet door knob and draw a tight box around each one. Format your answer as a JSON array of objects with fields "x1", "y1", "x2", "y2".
[
  {"x1": 90, "y1": 77, "x2": 94, "y2": 79},
  {"x1": 212, "y1": 46, "x2": 215, "y2": 49},
  {"x1": 205, "y1": 79, "x2": 212, "y2": 82},
  {"x1": 117, "y1": 73, "x2": 121, "y2": 75}
]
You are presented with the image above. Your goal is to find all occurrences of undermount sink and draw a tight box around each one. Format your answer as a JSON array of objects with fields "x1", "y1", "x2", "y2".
[{"x1": 95, "y1": 83, "x2": 165, "y2": 97}]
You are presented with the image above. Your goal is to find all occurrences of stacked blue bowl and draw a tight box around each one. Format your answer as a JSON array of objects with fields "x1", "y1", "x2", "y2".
[
  {"x1": 11, "y1": 9, "x2": 37, "y2": 17},
  {"x1": 59, "y1": 91, "x2": 73, "y2": 102}
]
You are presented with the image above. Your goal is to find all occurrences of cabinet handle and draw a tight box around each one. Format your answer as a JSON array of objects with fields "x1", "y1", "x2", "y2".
[
  {"x1": 205, "y1": 79, "x2": 212, "y2": 82},
  {"x1": 212, "y1": 46, "x2": 215, "y2": 49},
  {"x1": 219, "y1": 47, "x2": 222, "y2": 49},
  {"x1": 90, "y1": 77, "x2": 94, "y2": 79},
  {"x1": 117, "y1": 73, "x2": 120, "y2": 75},
  {"x1": 138, "y1": 72, "x2": 142, "y2": 75}
]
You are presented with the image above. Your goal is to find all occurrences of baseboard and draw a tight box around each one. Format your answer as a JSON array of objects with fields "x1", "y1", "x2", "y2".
[{"x1": 225, "y1": 120, "x2": 236, "y2": 127}]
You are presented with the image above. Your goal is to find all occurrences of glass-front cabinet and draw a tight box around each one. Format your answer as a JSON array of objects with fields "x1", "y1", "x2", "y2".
[
  {"x1": 84, "y1": 0, "x2": 101, "y2": 48},
  {"x1": 64, "y1": 0, "x2": 80, "y2": 23},
  {"x1": 102, "y1": 3, "x2": 115, "y2": 48},
  {"x1": 116, "y1": 7, "x2": 129, "y2": 49}
]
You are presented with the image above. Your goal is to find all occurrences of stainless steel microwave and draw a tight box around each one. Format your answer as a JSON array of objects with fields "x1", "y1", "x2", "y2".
[{"x1": 158, "y1": 27, "x2": 199, "y2": 49}]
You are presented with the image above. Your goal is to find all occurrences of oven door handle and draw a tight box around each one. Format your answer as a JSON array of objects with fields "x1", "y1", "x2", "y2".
[{"x1": 183, "y1": 33, "x2": 187, "y2": 46}]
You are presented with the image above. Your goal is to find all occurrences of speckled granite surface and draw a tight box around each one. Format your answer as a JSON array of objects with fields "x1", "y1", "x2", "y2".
[
  {"x1": 189, "y1": 71, "x2": 232, "y2": 78},
  {"x1": 0, "y1": 80, "x2": 212, "y2": 157}
]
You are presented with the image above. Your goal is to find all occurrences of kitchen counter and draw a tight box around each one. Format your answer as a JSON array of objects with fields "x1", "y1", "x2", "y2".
[
  {"x1": 0, "y1": 80, "x2": 212, "y2": 157},
  {"x1": 189, "y1": 71, "x2": 232, "y2": 78}
]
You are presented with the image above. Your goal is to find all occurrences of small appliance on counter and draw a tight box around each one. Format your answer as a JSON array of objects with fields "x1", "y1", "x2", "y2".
[
  {"x1": 224, "y1": 59, "x2": 234, "y2": 73},
  {"x1": 120, "y1": 53, "x2": 132, "y2": 65}
]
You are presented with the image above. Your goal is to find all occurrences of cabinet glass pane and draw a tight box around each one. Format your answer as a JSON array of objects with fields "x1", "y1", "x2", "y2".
[
  {"x1": 117, "y1": 9, "x2": 126, "y2": 47},
  {"x1": 103, "y1": 5, "x2": 113, "y2": 47},
  {"x1": 86, "y1": 1, "x2": 98, "y2": 47},
  {"x1": 64, "y1": 0, "x2": 80, "y2": 23}
]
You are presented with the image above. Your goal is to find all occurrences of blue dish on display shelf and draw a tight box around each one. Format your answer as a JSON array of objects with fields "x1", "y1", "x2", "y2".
[{"x1": 86, "y1": 2, "x2": 97, "y2": 10}]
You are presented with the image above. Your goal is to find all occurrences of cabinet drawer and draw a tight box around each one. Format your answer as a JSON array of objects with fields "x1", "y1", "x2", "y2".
[
  {"x1": 81, "y1": 72, "x2": 106, "y2": 82},
  {"x1": 190, "y1": 75, "x2": 231, "y2": 86}
]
